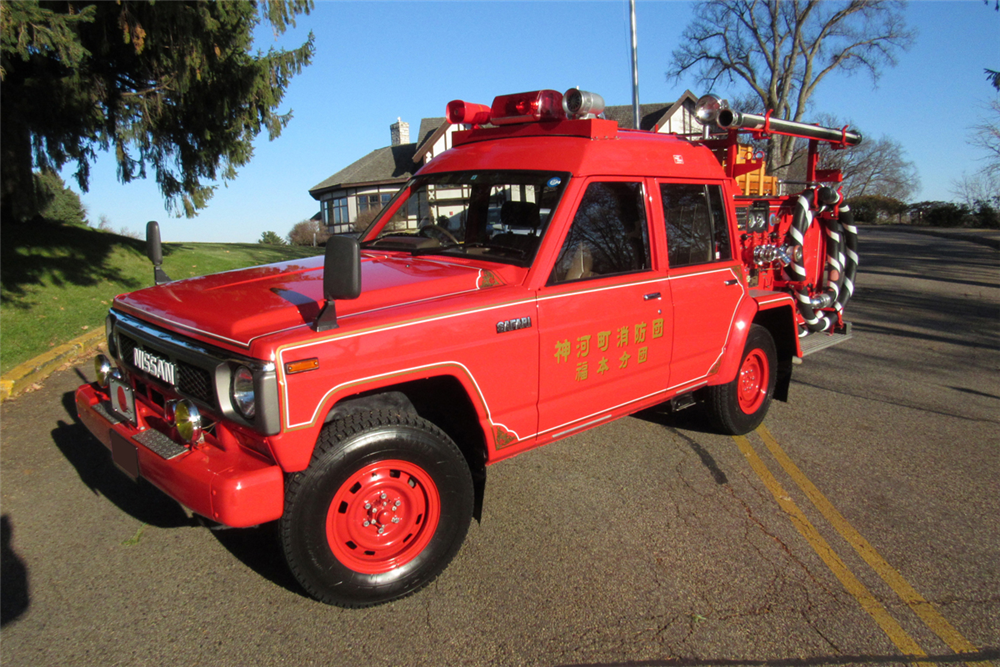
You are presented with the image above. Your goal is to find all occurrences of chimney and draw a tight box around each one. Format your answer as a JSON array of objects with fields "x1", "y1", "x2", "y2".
[{"x1": 390, "y1": 118, "x2": 409, "y2": 146}]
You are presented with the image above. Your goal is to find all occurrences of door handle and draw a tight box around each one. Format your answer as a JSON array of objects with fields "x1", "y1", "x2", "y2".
[
  {"x1": 724, "y1": 279, "x2": 738, "y2": 286},
  {"x1": 644, "y1": 292, "x2": 661, "y2": 301}
]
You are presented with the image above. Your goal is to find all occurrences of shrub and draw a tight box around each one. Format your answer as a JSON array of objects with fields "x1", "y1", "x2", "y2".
[
  {"x1": 259, "y1": 230, "x2": 286, "y2": 245},
  {"x1": 288, "y1": 219, "x2": 331, "y2": 246},
  {"x1": 846, "y1": 195, "x2": 907, "y2": 224}
]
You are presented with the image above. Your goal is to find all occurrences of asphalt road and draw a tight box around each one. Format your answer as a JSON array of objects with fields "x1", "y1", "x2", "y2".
[{"x1": 2, "y1": 227, "x2": 997, "y2": 667}]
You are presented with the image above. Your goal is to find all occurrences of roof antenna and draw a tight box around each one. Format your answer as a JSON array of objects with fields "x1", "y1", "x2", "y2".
[{"x1": 628, "y1": 0, "x2": 641, "y2": 129}]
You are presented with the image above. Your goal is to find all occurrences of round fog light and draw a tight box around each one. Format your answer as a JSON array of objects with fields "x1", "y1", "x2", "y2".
[
  {"x1": 174, "y1": 400, "x2": 202, "y2": 444},
  {"x1": 95, "y1": 355, "x2": 113, "y2": 387}
]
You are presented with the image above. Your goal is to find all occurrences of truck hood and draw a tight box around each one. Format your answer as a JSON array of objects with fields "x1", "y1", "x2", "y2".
[{"x1": 114, "y1": 254, "x2": 501, "y2": 349}]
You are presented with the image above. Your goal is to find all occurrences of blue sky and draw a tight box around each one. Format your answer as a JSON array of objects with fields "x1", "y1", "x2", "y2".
[{"x1": 66, "y1": 1, "x2": 999, "y2": 243}]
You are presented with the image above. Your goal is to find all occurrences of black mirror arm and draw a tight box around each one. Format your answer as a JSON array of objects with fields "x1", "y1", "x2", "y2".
[{"x1": 315, "y1": 300, "x2": 339, "y2": 331}]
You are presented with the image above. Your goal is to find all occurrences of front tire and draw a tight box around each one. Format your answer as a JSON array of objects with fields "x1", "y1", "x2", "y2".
[
  {"x1": 707, "y1": 324, "x2": 777, "y2": 435},
  {"x1": 280, "y1": 410, "x2": 473, "y2": 607}
]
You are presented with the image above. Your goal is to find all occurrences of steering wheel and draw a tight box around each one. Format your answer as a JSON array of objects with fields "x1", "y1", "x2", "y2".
[{"x1": 418, "y1": 225, "x2": 460, "y2": 245}]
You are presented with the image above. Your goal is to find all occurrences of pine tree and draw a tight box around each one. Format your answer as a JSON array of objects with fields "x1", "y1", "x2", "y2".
[{"x1": 1, "y1": 0, "x2": 314, "y2": 222}]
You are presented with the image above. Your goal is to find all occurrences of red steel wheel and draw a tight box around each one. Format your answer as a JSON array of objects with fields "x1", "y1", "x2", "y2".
[
  {"x1": 737, "y1": 348, "x2": 769, "y2": 415},
  {"x1": 706, "y1": 324, "x2": 777, "y2": 435},
  {"x1": 281, "y1": 409, "x2": 473, "y2": 607},
  {"x1": 326, "y1": 460, "x2": 441, "y2": 575}
]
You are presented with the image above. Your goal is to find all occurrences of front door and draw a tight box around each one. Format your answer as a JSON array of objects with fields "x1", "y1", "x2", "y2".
[{"x1": 536, "y1": 179, "x2": 672, "y2": 441}]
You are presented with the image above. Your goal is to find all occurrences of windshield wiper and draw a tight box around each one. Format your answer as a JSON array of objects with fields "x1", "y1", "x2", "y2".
[{"x1": 409, "y1": 243, "x2": 466, "y2": 256}]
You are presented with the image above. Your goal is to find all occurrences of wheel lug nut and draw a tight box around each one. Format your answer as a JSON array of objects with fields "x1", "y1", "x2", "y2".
[
  {"x1": 377, "y1": 526, "x2": 385, "y2": 535},
  {"x1": 364, "y1": 502, "x2": 371, "y2": 510},
  {"x1": 363, "y1": 520, "x2": 370, "y2": 527},
  {"x1": 380, "y1": 492, "x2": 387, "y2": 500},
  {"x1": 392, "y1": 517, "x2": 400, "y2": 524},
  {"x1": 394, "y1": 500, "x2": 401, "y2": 507}
]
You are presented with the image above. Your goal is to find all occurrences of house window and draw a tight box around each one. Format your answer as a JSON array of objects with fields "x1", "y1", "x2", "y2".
[
  {"x1": 358, "y1": 193, "x2": 392, "y2": 214},
  {"x1": 332, "y1": 197, "x2": 348, "y2": 225}
]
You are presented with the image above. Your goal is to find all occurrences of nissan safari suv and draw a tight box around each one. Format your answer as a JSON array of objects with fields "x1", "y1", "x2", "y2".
[{"x1": 76, "y1": 88, "x2": 817, "y2": 608}]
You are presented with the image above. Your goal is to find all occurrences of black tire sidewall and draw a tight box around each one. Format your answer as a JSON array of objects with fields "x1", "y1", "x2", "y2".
[
  {"x1": 281, "y1": 413, "x2": 473, "y2": 607},
  {"x1": 710, "y1": 325, "x2": 778, "y2": 435}
]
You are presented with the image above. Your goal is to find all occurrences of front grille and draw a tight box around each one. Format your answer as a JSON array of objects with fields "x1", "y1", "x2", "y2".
[
  {"x1": 177, "y1": 362, "x2": 214, "y2": 404},
  {"x1": 118, "y1": 333, "x2": 216, "y2": 408},
  {"x1": 119, "y1": 334, "x2": 137, "y2": 365}
]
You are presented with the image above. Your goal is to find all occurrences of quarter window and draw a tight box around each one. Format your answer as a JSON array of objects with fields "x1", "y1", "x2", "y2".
[
  {"x1": 661, "y1": 184, "x2": 731, "y2": 267},
  {"x1": 549, "y1": 182, "x2": 650, "y2": 284}
]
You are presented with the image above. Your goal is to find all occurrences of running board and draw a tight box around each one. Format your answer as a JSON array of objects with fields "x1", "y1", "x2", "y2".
[{"x1": 797, "y1": 322, "x2": 853, "y2": 360}]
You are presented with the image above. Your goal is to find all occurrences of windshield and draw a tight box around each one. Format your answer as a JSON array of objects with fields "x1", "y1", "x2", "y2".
[{"x1": 360, "y1": 170, "x2": 570, "y2": 265}]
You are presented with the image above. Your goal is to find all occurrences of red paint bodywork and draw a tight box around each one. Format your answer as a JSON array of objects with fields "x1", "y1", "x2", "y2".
[{"x1": 75, "y1": 112, "x2": 828, "y2": 527}]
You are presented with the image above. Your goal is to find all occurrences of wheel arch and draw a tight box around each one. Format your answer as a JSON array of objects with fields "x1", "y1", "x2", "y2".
[
  {"x1": 714, "y1": 300, "x2": 797, "y2": 403},
  {"x1": 319, "y1": 373, "x2": 489, "y2": 521},
  {"x1": 750, "y1": 305, "x2": 798, "y2": 403}
]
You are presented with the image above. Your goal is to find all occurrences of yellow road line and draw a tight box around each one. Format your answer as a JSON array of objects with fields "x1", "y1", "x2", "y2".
[
  {"x1": 732, "y1": 435, "x2": 930, "y2": 662},
  {"x1": 756, "y1": 424, "x2": 987, "y2": 663}
]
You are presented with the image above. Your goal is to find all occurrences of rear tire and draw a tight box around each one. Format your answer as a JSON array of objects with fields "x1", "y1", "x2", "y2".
[
  {"x1": 707, "y1": 325, "x2": 777, "y2": 435},
  {"x1": 281, "y1": 410, "x2": 473, "y2": 607}
]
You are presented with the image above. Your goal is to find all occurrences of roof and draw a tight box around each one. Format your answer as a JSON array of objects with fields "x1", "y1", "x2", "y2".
[
  {"x1": 603, "y1": 90, "x2": 700, "y2": 131},
  {"x1": 309, "y1": 143, "x2": 419, "y2": 199},
  {"x1": 417, "y1": 117, "x2": 446, "y2": 147}
]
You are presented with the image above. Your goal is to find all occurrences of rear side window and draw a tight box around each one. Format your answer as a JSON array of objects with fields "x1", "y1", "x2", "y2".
[
  {"x1": 549, "y1": 182, "x2": 651, "y2": 284},
  {"x1": 661, "y1": 183, "x2": 732, "y2": 267}
]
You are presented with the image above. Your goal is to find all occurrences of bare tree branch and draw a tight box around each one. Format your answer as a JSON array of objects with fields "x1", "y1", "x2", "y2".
[{"x1": 668, "y1": 0, "x2": 915, "y2": 177}]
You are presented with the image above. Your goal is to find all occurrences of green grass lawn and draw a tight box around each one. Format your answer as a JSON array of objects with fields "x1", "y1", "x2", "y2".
[{"x1": 1, "y1": 220, "x2": 323, "y2": 374}]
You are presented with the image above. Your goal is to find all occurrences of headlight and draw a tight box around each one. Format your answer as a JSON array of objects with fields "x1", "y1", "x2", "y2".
[
  {"x1": 174, "y1": 400, "x2": 202, "y2": 443},
  {"x1": 231, "y1": 365, "x2": 256, "y2": 419},
  {"x1": 95, "y1": 355, "x2": 113, "y2": 387}
]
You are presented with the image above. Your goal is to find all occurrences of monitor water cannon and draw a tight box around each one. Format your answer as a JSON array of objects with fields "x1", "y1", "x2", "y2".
[{"x1": 696, "y1": 94, "x2": 862, "y2": 147}]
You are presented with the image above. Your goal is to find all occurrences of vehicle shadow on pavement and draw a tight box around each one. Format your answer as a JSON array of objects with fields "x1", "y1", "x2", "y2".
[
  {"x1": 558, "y1": 646, "x2": 1000, "y2": 666},
  {"x1": 1, "y1": 515, "x2": 30, "y2": 627},
  {"x1": 53, "y1": 390, "x2": 198, "y2": 529},
  {"x1": 633, "y1": 404, "x2": 731, "y2": 486},
  {"x1": 54, "y1": 389, "x2": 308, "y2": 599},
  {"x1": 207, "y1": 523, "x2": 307, "y2": 598}
]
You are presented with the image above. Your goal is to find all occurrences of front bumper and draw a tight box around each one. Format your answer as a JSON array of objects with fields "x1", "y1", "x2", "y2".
[{"x1": 75, "y1": 383, "x2": 284, "y2": 527}]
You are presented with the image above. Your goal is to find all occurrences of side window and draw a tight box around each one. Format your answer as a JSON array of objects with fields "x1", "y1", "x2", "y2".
[
  {"x1": 549, "y1": 182, "x2": 650, "y2": 284},
  {"x1": 661, "y1": 183, "x2": 732, "y2": 267}
]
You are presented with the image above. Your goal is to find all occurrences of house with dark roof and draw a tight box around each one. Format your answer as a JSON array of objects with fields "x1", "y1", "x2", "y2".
[
  {"x1": 308, "y1": 91, "x2": 708, "y2": 234},
  {"x1": 309, "y1": 117, "x2": 460, "y2": 234}
]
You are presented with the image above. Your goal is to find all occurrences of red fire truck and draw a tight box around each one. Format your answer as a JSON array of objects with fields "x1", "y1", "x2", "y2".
[{"x1": 75, "y1": 88, "x2": 859, "y2": 607}]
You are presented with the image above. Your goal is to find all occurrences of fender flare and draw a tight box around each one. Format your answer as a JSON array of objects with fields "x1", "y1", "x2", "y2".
[
  {"x1": 713, "y1": 296, "x2": 760, "y2": 385},
  {"x1": 276, "y1": 365, "x2": 497, "y2": 472},
  {"x1": 713, "y1": 299, "x2": 798, "y2": 403}
]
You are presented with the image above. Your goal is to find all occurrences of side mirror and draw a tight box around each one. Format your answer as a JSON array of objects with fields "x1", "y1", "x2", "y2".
[
  {"x1": 146, "y1": 221, "x2": 172, "y2": 285},
  {"x1": 315, "y1": 235, "x2": 362, "y2": 331}
]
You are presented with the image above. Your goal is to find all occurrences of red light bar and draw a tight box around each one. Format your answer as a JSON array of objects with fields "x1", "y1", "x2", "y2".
[
  {"x1": 446, "y1": 100, "x2": 492, "y2": 125},
  {"x1": 490, "y1": 90, "x2": 565, "y2": 125}
]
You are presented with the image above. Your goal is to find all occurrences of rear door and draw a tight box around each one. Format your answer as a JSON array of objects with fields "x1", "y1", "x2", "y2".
[{"x1": 659, "y1": 181, "x2": 745, "y2": 387}]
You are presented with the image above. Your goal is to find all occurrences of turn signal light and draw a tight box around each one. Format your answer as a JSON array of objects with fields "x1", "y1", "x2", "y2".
[{"x1": 284, "y1": 358, "x2": 320, "y2": 375}]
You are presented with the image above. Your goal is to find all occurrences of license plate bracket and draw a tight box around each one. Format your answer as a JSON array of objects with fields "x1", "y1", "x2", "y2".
[{"x1": 110, "y1": 376, "x2": 136, "y2": 425}]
